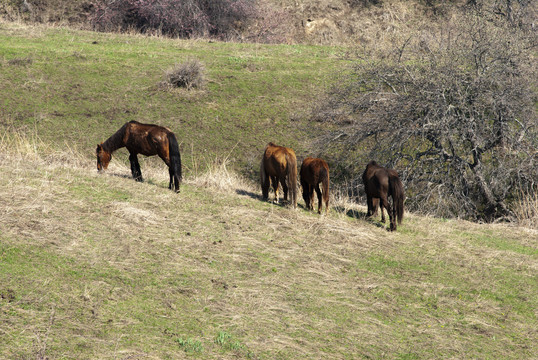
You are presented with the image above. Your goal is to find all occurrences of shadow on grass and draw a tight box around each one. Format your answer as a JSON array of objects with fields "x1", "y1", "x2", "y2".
[
  {"x1": 368, "y1": 218, "x2": 389, "y2": 230},
  {"x1": 107, "y1": 171, "x2": 132, "y2": 180},
  {"x1": 235, "y1": 189, "x2": 262, "y2": 200},
  {"x1": 236, "y1": 189, "x2": 308, "y2": 210},
  {"x1": 105, "y1": 172, "x2": 177, "y2": 192},
  {"x1": 332, "y1": 206, "x2": 390, "y2": 230},
  {"x1": 332, "y1": 206, "x2": 368, "y2": 220}
]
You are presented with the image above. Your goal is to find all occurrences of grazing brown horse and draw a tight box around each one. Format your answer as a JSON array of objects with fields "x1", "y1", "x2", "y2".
[
  {"x1": 260, "y1": 142, "x2": 297, "y2": 208},
  {"x1": 96, "y1": 121, "x2": 182, "y2": 192},
  {"x1": 362, "y1": 161, "x2": 404, "y2": 231},
  {"x1": 300, "y1": 157, "x2": 330, "y2": 214}
]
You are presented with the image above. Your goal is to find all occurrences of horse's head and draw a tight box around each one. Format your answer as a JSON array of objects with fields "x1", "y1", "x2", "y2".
[{"x1": 96, "y1": 144, "x2": 111, "y2": 172}]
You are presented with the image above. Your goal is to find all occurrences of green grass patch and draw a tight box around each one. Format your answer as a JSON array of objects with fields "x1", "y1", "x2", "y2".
[
  {"x1": 176, "y1": 336, "x2": 204, "y2": 354},
  {"x1": 0, "y1": 23, "x2": 349, "y2": 179},
  {"x1": 463, "y1": 230, "x2": 538, "y2": 256}
]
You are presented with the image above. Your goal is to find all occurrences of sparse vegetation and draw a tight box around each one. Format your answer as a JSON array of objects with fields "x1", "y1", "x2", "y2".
[
  {"x1": 176, "y1": 336, "x2": 204, "y2": 353},
  {"x1": 162, "y1": 58, "x2": 206, "y2": 90},
  {"x1": 514, "y1": 190, "x2": 538, "y2": 229}
]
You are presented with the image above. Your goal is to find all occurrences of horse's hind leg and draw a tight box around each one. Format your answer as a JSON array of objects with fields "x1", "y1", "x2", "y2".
[
  {"x1": 379, "y1": 199, "x2": 385, "y2": 223},
  {"x1": 323, "y1": 184, "x2": 329, "y2": 215},
  {"x1": 315, "y1": 184, "x2": 322, "y2": 214},
  {"x1": 174, "y1": 174, "x2": 180, "y2": 193},
  {"x1": 271, "y1": 176, "x2": 279, "y2": 203},
  {"x1": 129, "y1": 153, "x2": 143, "y2": 182},
  {"x1": 380, "y1": 195, "x2": 395, "y2": 230},
  {"x1": 308, "y1": 184, "x2": 314, "y2": 210},
  {"x1": 168, "y1": 167, "x2": 174, "y2": 190},
  {"x1": 280, "y1": 176, "x2": 289, "y2": 204},
  {"x1": 366, "y1": 196, "x2": 376, "y2": 217},
  {"x1": 390, "y1": 197, "x2": 397, "y2": 231}
]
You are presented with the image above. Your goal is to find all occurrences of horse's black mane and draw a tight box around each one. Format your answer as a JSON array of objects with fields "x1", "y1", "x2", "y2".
[{"x1": 101, "y1": 122, "x2": 128, "y2": 152}]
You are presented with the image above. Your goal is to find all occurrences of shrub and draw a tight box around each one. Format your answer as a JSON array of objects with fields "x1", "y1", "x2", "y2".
[
  {"x1": 242, "y1": 1, "x2": 293, "y2": 43},
  {"x1": 0, "y1": 0, "x2": 93, "y2": 23},
  {"x1": 90, "y1": 0, "x2": 257, "y2": 39},
  {"x1": 162, "y1": 59, "x2": 205, "y2": 90},
  {"x1": 313, "y1": 8, "x2": 537, "y2": 221}
]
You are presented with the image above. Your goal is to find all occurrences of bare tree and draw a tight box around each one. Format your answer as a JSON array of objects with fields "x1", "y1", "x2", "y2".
[
  {"x1": 314, "y1": 10, "x2": 537, "y2": 220},
  {"x1": 466, "y1": 0, "x2": 537, "y2": 29}
]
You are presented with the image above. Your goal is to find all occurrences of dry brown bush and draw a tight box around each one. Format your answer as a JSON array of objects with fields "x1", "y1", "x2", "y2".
[
  {"x1": 161, "y1": 58, "x2": 206, "y2": 90},
  {"x1": 312, "y1": 8, "x2": 537, "y2": 221}
]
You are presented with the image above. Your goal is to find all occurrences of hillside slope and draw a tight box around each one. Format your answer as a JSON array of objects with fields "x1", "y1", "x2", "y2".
[
  {"x1": 0, "y1": 133, "x2": 536, "y2": 359},
  {"x1": 0, "y1": 21, "x2": 345, "y2": 180},
  {"x1": 0, "y1": 19, "x2": 537, "y2": 359}
]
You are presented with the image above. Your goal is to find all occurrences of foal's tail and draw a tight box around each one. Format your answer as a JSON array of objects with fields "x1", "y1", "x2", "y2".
[
  {"x1": 167, "y1": 132, "x2": 183, "y2": 190},
  {"x1": 389, "y1": 173, "x2": 404, "y2": 224},
  {"x1": 286, "y1": 152, "x2": 298, "y2": 208}
]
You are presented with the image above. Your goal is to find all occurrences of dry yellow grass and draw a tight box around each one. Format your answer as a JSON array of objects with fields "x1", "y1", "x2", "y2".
[
  {"x1": 0, "y1": 132, "x2": 536, "y2": 359},
  {"x1": 514, "y1": 191, "x2": 538, "y2": 230}
]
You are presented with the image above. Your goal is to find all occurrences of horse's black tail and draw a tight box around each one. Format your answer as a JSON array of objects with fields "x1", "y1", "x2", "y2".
[
  {"x1": 389, "y1": 173, "x2": 404, "y2": 225},
  {"x1": 167, "y1": 132, "x2": 182, "y2": 192}
]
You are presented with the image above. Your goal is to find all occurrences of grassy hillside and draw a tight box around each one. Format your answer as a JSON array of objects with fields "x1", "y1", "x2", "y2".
[
  {"x1": 1, "y1": 117, "x2": 537, "y2": 359},
  {"x1": 0, "y1": 21, "x2": 346, "y2": 179},
  {"x1": 1, "y1": 21, "x2": 537, "y2": 359}
]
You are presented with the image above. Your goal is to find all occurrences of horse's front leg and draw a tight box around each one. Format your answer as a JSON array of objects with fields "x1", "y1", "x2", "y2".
[{"x1": 129, "y1": 153, "x2": 143, "y2": 182}]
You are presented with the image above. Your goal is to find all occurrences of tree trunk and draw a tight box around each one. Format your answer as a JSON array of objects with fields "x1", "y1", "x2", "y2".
[{"x1": 470, "y1": 162, "x2": 510, "y2": 219}]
